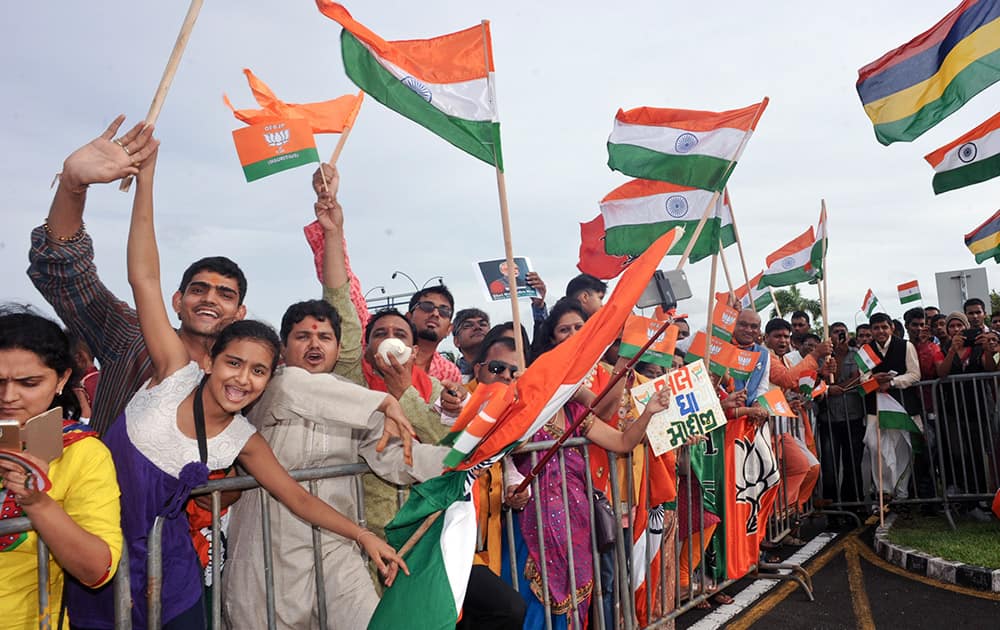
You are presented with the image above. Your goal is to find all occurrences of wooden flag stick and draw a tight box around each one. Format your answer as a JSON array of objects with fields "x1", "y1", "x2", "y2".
[
  {"x1": 718, "y1": 238, "x2": 738, "y2": 302},
  {"x1": 770, "y1": 288, "x2": 783, "y2": 318},
  {"x1": 674, "y1": 190, "x2": 721, "y2": 270},
  {"x1": 725, "y1": 189, "x2": 754, "y2": 290},
  {"x1": 119, "y1": 0, "x2": 204, "y2": 192},
  {"x1": 705, "y1": 254, "x2": 719, "y2": 374},
  {"x1": 820, "y1": 199, "x2": 830, "y2": 340},
  {"x1": 877, "y1": 420, "x2": 885, "y2": 528},
  {"x1": 317, "y1": 93, "x2": 365, "y2": 194}
]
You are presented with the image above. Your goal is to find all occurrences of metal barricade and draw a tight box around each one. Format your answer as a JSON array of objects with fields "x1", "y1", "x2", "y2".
[{"x1": 0, "y1": 515, "x2": 132, "y2": 630}]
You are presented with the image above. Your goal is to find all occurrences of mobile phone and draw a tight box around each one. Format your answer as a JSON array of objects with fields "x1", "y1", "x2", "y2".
[
  {"x1": 0, "y1": 419, "x2": 21, "y2": 452},
  {"x1": 838, "y1": 331, "x2": 847, "y2": 343},
  {"x1": 637, "y1": 270, "x2": 693, "y2": 310},
  {"x1": 963, "y1": 329, "x2": 979, "y2": 347},
  {"x1": 21, "y1": 408, "x2": 63, "y2": 462}
]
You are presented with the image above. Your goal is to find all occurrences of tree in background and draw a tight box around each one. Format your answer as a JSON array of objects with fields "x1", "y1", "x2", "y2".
[{"x1": 769, "y1": 285, "x2": 822, "y2": 330}]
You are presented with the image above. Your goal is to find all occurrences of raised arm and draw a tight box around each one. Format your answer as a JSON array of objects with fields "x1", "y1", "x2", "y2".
[{"x1": 126, "y1": 144, "x2": 189, "y2": 384}]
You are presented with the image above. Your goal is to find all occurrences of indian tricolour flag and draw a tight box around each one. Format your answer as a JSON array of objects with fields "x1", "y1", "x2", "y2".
[
  {"x1": 316, "y1": 2, "x2": 503, "y2": 168},
  {"x1": 599, "y1": 179, "x2": 733, "y2": 260},
  {"x1": 759, "y1": 227, "x2": 818, "y2": 288},
  {"x1": 861, "y1": 289, "x2": 880, "y2": 317},
  {"x1": 607, "y1": 99, "x2": 769, "y2": 191},
  {"x1": 877, "y1": 392, "x2": 920, "y2": 433},
  {"x1": 897, "y1": 280, "x2": 921, "y2": 305},
  {"x1": 854, "y1": 344, "x2": 881, "y2": 373},
  {"x1": 716, "y1": 271, "x2": 773, "y2": 312},
  {"x1": 925, "y1": 110, "x2": 1000, "y2": 195},
  {"x1": 809, "y1": 206, "x2": 828, "y2": 281},
  {"x1": 232, "y1": 119, "x2": 320, "y2": 182}
]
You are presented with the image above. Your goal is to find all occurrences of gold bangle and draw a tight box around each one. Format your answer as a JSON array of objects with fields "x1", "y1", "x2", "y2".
[{"x1": 42, "y1": 220, "x2": 87, "y2": 244}]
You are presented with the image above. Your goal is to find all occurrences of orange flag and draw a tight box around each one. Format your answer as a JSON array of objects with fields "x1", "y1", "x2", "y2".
[
  {"x1": 619, "y1": 314, "x2": 679, "y2": 367},
  {"x1": 756, "y1": 388, "x2": 797, "y2": 417},
  {"x1": 224, "y1": 68, "x2": 364, "y2": 134}
]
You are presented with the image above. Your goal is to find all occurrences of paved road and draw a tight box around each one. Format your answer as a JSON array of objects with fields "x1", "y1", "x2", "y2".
[{"x1": 679, "y1": 521, "x2": 1000, "y2": 629}]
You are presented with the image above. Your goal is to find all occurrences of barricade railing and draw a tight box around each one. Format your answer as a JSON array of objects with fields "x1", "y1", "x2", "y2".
[
  {"x1": 0, "y1": 516, "x2": 132, "y2": 630},
  {"x1": 138, "y1": 423, "x2": 858, "y2": 629}
]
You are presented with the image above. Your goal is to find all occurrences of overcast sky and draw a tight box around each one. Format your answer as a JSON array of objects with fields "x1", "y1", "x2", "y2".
[{"x1": 6, "y1": 1, "x2": 1000, "y2": 351}]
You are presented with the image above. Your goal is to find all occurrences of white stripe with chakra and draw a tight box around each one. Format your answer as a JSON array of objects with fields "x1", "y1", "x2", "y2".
[
  {"x1": 764, "y1": 245, "x2": 812, "y2": 275},
  {"x1": 367, "y1": 44, "x2": 497, "y2": 121},
  {"x1": 609, "y1": 120, "x2": 749, "y2": 159},
  {"x1": 602, "y1": 188, "x2": 717, "y2": 229},
  {"x1": 936, "y1": 127, "x2": 1000, "y2": 172}
]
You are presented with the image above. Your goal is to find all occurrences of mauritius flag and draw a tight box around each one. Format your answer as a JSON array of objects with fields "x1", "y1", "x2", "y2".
[
  {"x1": 232, "y1": 118, "x2": 320, "y2": 182},
  {"x1": 316, "y1": 1, "x2": 502, "y2": 169},
  {"x1": 690, "y1": 417, "x2": 780, "y2": 582}
]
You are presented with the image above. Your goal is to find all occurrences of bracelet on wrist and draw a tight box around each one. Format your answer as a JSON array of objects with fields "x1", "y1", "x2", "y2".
[
  {"x1": 43, "y1": 219, "x2": 87, "y2": 244},
  {"x1": 355, "y1": 529, "x2": 378, "y2": 545}
]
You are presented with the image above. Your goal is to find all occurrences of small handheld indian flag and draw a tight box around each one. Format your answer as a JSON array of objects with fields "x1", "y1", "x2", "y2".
[
  {"x1": 897, "y1": 280, "x2": 921, "y2": 305},
  {"x1": 798, "y1": 370, "x2": 817, "y2": 398},
  {"x1": 232, "y1": 119, "x2": 319, "y2": 182},
  {"x1": 861, "y1": 289, "x2": 880, "y2": 317},
  {"x1": 854, "y1": 344, "x2": 881, "y2": 373},
  {"x1": 857, "y1": 377, "x2": 880, "y2": 395},
  {"x1": 757, "y1": 388, "x2": 796, "y2": 417},
  {"x1": 812, "y1": 379, "x2": 829, "y2": 398}
]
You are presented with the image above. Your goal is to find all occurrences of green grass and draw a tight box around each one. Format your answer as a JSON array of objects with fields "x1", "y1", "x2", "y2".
[{"x1": 888, "y1": 514, "x2": 1000, "y2": 568}]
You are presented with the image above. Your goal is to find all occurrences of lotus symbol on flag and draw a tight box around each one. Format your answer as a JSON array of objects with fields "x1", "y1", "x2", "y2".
[
  {"x1": 737, "y1": 354, "x2": 751, "y2": 367},
  {"x1": 723, "y1": 312, "x2": 736, "y2": 326},
  {"x1": 734, "y1": 435, "x2": 780, "y2": 534},
  {"x1": 780, "y1": 256, "x2": 796, "y2": 270},
  {"x1": 401, "y1": 76, "x2": 433, "y2": 102},
  {"x1": 775, "y1": 402, "x2": 788, "y2": 414},
  {"x1": 647, "y1": 322, "x2": 662, "y2": 338},
  {"x1": 665, "y1": 195, "x2": 689, "y2": 218},
  {"x1": 264, "y1": 129, "x2": 290, "y2": 152},
  {"x1": 674, "y1": 132, "x2": 698, "y2": 153},
  {"x1": 959, "y1": 142, "x2": 978, "y2": 163}
]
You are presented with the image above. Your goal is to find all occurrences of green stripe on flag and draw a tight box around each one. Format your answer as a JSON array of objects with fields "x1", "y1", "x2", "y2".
[
  {"x1": 605, "y1": 220, "x2": 734, "y2": 261},
  {"x1": 878, "y1": 408, "x2": 920, "y2": 433},
  {"x1": 341, "y1": 31, "x2": 503, "y2": 170},
  {"x1": 619, "y1": 342, "x2": 674, "y2": 367},
  {"x1": 899, "y1": 293, "x2": 921, "y2": 304},
  {"x1": 606, "y1": 143, "x2": 734, "y2": 192},
  {"x1": 759, "y1": 267, "x2": 816, "y2": 288},
  {"x1": 933, "y1": 151, "x2": 1000, "y2": 194},
  {"x1": 242, "y1": 147, "x2": 320, "y2": 182}
]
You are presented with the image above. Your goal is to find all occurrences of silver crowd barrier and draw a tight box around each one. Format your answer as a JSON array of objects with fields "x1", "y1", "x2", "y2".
[{"x1": 0, "y1": 516, "x2": 132, "y2": 630}]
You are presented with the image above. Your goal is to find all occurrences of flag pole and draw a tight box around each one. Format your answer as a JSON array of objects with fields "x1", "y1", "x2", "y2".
[
  {"x1": 877, "y1": 420, "x2": 885, "y2": 527},
  {"x1": 820, "y1": 200, "x2": 830, "y2": 341},
  {"x1": 724, "y1": 188, "x2": 754, "y2": 290},
  {"x1": 119, "y1": 0, "x2": 204, "y2": 192},
  {"x1": 481, "y1": 21, "x2": 526, "y2": 369},
  {"x1": 676, "y1": 98, "x2": 768, "y2": 270},
  {"x1": 718, "y1": 237, "x2": 738, "y2": 302},
  {"x1": 318, "y1": 92, "x2": 365, "y2": 193},
  {"x1": 770, "y1": 288, "x2": 783, "y2": 318},
  {"x1": 705, "y1": 254, "x2": 719, "y2": 375}
]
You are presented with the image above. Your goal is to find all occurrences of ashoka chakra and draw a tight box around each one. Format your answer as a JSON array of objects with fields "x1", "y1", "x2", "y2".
[
  {"x1": 675, "y1": 133, "x2": 698, "y2": 153},
  {"x1": 958, "y1": 142, "x2": 978, "y2": 163},
  {"x1": 780, "y1": 256, "x2": 796, "y2": 270},
  {"x1": 401, "y1": 76, "x2": 432, "y2": 102},
  {"x1": 664, "y1": 195, "x2": 689, "y2": 218}
]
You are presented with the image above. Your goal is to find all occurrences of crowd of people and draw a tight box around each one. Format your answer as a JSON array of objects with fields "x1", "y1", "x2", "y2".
[{"x1": 2, "y1": 118, "x2": 998, "y2": 630}]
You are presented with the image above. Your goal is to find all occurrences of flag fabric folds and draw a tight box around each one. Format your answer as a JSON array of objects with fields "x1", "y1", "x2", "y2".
[
  {"x1": 224, "y1": 68, "x2": 364, "y2": 134},
  {"x1": 710, "y1": 300, "x2": 739, "y2": 342},
  {"x1": 861, "y1": 289, "x2": 880, "y2": 317},
  {"x1": 577, "y1": 215, "x2": 636, "y2": 280},
  {"x1": 599, "y1": 179, "x2": 733, "y2": 259},
  {"x1": 897, "y1": 280, "x2": 921, "y2": 304},
  {"x1": 856, "y1": 0, "x2": 1000, "y2": 145},
  {"x1": 758, "y1": 227, "x2": 818, "y2": 288},
  {"x1": 619, "y1": 315, "x2": 679, "y2": 367},
  {"x1": 757, "y1": 388, "x2": 796, "y2": 417},
  {"x1": 232, "y1": 119, "x2": 320, "y2": 182},
  {"x1": 606, "y1": 99, "x2": 769, "y2": 191},
  {"x1": 809, "y1": 206, "x2": 828, "y2": 281},
  {"x1": 368, "y1": 471, "x2": 477, "y2": 629},
  {"x1": 964, "y1": 209, "x2": 1000, "y2": 263},
  {"x1": 316, "y1": 1, "x2": 503, "y2": 169},
  {"x1": 877, "y1": 392, "x2": 922, "y2": 433},
  {"x1": 925, "y1": 110, "x2": 1000, "y2": 193},
  {"x1": 854, "y1": 344, "x2": 882, "y2": 373},
  {"x1": 443, "y1": 228, "x2": 683, "y2": 469},
  {"x1": 716, "y1": 271, "x2": 773, "y2": 312}
]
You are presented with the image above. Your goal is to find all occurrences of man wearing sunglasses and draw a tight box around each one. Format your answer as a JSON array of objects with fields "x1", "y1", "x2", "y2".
[{"x1": 406, "y1": 286, "x2": 462, "y2": 383}]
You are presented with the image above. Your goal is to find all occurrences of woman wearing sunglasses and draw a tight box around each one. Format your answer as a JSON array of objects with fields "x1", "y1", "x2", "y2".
[
  {"x1": 0, "y1": 309, "x2": 122, "y2": 630},
  {"x1": 509, "y1": 298, "x2": 671, "y2": 628}
]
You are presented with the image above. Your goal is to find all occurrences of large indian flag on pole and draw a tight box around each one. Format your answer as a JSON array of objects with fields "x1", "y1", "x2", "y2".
[
  {"x1": 758, "y1": 227, "x2": 818, "y2": 288},
  {"x1": 897, "y1": 280, "x2": 921, "y2": 304},
  {"x1": 809, "y1": 206, "x2": 828, "y2": 280},
  {"x1": 861, "y1": 289, "x2": 880, "y2": 317},
  {"x1": 925, "y1": 110, "x2": 1000, "y2": 194},
  {"x1": 600, "y1": 179, "x2": 734, "y2": 260},
  {"x1": 315, "y1": 2, "x2": 503, "y2": 169},
  {"x1": 606, "y1": 99, "x2": 769, "y2": 191},
  {"x1": 716, "y1": 271, "x2": 773, "y2": 312}
]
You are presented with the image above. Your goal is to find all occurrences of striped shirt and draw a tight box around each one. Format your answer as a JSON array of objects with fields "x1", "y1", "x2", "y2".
[{"x1": 28, "y1": 226, "x2": 154, "y2": 436}]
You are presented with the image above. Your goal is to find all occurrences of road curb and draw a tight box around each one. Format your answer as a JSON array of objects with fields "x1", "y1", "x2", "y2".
[{"x1": 873, "y1": 513, "x2": 1000, "y2": 592}]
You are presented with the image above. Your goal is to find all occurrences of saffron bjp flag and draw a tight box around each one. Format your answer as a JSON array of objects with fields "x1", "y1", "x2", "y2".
[
  {"x1": 619, "y1": 315, "x2": 679, "y2": 368},
  {"x1": 757, "y1": 388, "x2": 797, "y2": 417},
  {"x1": 368, "y1": 470, "x2": 477, "y2": 630},
  {"x1": 224, "y1": 68, "x2": 364, "y2": 134},
  {"x1": 758, "y1": 227, "x2": 818, "y2": 288},
  {"x1": 684, "y1": 333, "x2": 759, "y2": 379},
  {"x1": 316, "y1": 2, "x2": 503, "y2": 169},
  {"x1": 877, "y1": 392, "x2": 922, "y2": 433},
  {"x1": 442, "y1": 228, "x2": 683, "y2": 469},
  {"x1": 600, "y1": 179, "x2": 734, "y2": 259},
  {"x1": 690, "y1": 416, "x2": 780, "y2": 582},
  {"x1": 711, "y1": 300, "x2": 739, "y2": 342},
  {"x1": 862, "y1": 289, "x2": 880, "y2": 317},
  {"x1": 232, "y1": 119, "x2": 320, "y2": 182},
  {"x1": 925, "y1": 110, "x2": 1000, "y2": 193},
  {"x1": 716, "y1": 271, "x2": 773, "y2": 312},
  {"x1": 607, "y1": 99, "x2": 769, "y2": 191},
  {"x1": 809, "y1": 206, "x2": 828, "y2": 281},
  {"x1": 964, "y1": 209, "x2": 1000, "y2": 263},
  {"x1": 854, "y1": 344, "x2": 882, "y2": 373},
  {"x1": 577, "y1": 214, "x2": 636, "y2": 280},
  {"x1": 856, "y1": 0, "x2": 1000, "y2": 145},
  {"x1": 897, "y1": 280, "x2": 922, "y2": 304}
]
